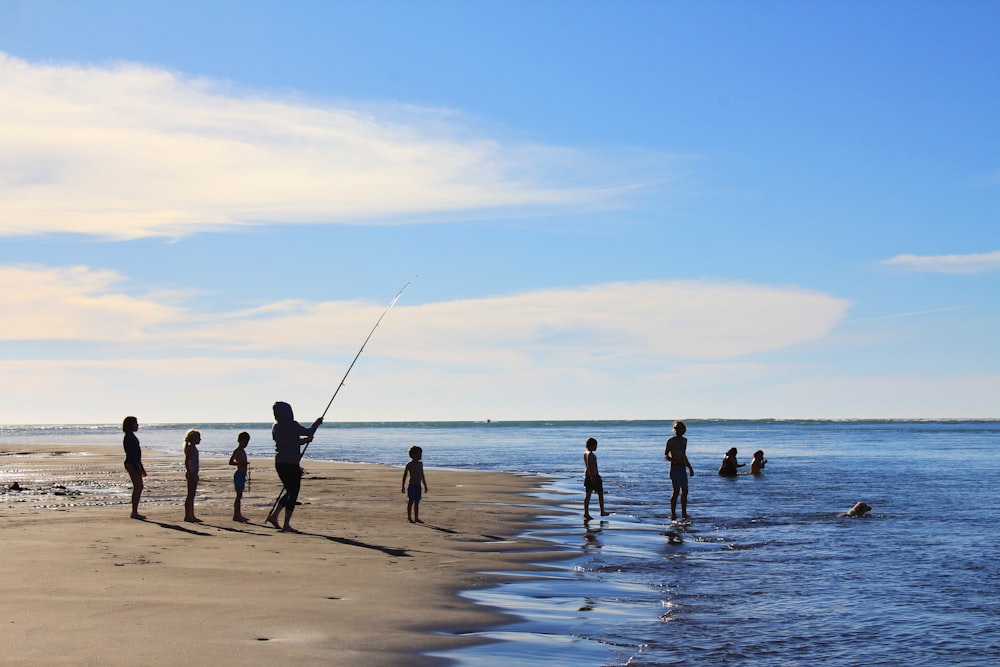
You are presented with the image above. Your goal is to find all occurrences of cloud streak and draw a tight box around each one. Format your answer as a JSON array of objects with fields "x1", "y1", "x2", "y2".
[
  {"x1": 0, "y1": 266, "x2": 851, "y2": 420},
  {"x1": 881, "y1": 250, "x2": 1000, "y2": 274},
  {"x1": 0, "y1": 52, "x2": 662, "y2": 239},
  {"x1": 0, "y1": 266, "x2": 851, "y2": 361}
]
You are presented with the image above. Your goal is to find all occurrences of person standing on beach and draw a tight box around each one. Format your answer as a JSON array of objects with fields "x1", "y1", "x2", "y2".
[
  {"x1": 229, "y1": 431, "x2": 251, "y2": 522},
  {"x1": 266, "y1": 402, "x2": 322, "y2": 532},
  {"x1": 183, "y1": 429, "x2": 203, "y2": 523},
  {"x1": 583, "y1": 437, "x2": 609, "y2": 521},
  {"x1": 122, "y1": 415, "x2": 146, "y2": 520},
  {"x1": 401, "y1": 445, "x2": 428, "y2": 523},
  {"x1": 664, "y1": 421, "x2": 694, "y2": 521}
]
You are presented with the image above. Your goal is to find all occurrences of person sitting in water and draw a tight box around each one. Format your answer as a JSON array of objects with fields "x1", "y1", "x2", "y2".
[
  {"x1": 749, "y1": 449, "x2": 767, "y2": 475},
  {"x1": 718, "y1": 447, "x2": 744, "y2": 477}
]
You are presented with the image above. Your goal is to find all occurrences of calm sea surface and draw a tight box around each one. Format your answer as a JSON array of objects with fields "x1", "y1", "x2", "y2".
[{"x1": 3, "y1": 420, "x2": 998, "y2": 666}]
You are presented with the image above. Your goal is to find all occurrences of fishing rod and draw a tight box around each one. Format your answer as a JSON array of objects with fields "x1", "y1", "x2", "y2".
[
  {"x1": 318, "y1": 279, "x2": 413, "y2": 422},
  {"x1": 268, "y1": 280, "x2": 413, "y2": 519}
]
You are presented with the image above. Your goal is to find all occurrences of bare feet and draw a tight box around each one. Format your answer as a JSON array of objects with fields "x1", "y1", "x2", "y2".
[
  {"x1": 280, "y1": 526, "x2": 299, "y2": 533},
  {"x1": 266, "y1": 514, "x2": 281, "y2": 529},
  {"x1": 184, "y1": 516, "x2": 203, "y2": 523},
  {"x1": 584, "y1": 514, "x2": 594, "y2": 521},
  {"x1": 601, "y1": 512, "x2": 611, "y2": 516},
  {"x1": 233, "y1": 516, "x2": 250, "y2": 523},
  {"x1": 130, "y1": 512, "x2": 146, "y2": 520}
]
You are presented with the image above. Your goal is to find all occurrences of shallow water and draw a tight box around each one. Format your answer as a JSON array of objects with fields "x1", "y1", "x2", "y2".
[{"x1": 4, "y1": 420, "x2": 999, "y2": 665}]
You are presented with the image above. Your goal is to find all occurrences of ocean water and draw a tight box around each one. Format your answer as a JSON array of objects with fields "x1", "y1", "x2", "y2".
[{"x1": 3, "y1": 420, "x2": 998, "y2": 666}]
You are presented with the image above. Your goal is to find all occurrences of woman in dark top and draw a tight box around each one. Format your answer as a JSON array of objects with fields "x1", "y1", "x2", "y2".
[
  {"x1": 122, "y1": 415, "x2": 146, "y2": 519},
  {"x1": 265, "y1": 402, "x2": 322, "y2": 532},
  {"x1": 718, "y1": 447, "x2": 744, "y2": 477}
]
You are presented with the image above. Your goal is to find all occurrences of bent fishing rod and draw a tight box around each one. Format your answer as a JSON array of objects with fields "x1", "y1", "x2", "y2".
[{"x1": 268, "y1": 280, "x2": 412, "y2": 515}]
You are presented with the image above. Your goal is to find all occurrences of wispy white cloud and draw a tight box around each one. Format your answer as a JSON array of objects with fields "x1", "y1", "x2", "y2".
[
  {"x1": 881, "y1": 250, "x2": 1000, "y2": 274},
  {"x1": 0, "y1": 267, "x2": 851, "y2": 421},
  {"x1": 0, "y1": 52, "x2": 668, "y2": 239},
  {"x1": 847, "y1": 305, "x2": 965, "y2": 322}
]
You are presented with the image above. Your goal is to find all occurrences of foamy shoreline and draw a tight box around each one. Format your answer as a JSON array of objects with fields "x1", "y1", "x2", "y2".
[{"x1": 0, "y1": 444, "x2": 567, "y2": 666}]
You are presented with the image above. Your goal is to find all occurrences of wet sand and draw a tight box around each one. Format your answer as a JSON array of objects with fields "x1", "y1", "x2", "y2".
[{"x1": 0, "y1": 445, "x2": 565, "y2": 666}]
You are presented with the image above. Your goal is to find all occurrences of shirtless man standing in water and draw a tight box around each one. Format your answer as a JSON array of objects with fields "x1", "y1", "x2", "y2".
[{"x1": 664, "y1": 421, "x2": 695, "y2": 521}]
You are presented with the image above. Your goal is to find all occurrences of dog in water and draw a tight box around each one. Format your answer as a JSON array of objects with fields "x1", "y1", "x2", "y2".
[{"x1": 838, "y1": 501, "x2": 872, "y2": 518}]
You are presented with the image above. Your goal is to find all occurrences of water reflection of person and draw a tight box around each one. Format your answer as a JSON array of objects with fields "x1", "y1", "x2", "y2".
[{"x1": 583, "y1": 520, "x2": 603, "y2": 551}]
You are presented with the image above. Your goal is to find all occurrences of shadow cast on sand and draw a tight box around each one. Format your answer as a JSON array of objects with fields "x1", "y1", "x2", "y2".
[
  {"x1": 414, "y1": 522, "x2": 458, "y2": 535},
  {"x1": 294, "y1": 530, "x2": 412, "y2": 558},
  {"x1": 144, "y1": 519, "x2": 214, "y2": 537},
  {"x1": 200, "y1": 521, "x2": 262, "y2": 535}
]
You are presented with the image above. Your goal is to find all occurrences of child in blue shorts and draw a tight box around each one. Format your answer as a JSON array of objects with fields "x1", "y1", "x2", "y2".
[
  {"x1": 401, "y1": 445, "x2": 429, "y2": 523},
  {"x1": 229, "y1": 431, "x2": 251, "y2": 523}
]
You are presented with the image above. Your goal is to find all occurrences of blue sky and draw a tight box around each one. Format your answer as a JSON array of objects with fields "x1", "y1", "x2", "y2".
[{"x1": 1, "y1": 0, "x2": 997, "y2": 423}]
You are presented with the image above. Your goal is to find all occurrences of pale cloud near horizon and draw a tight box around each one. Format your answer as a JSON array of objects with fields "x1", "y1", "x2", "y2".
[
  {"x1": 7, "y1": 265, "x2": 992, "y2": 422},
  {"x1": 1, "y1": 265, "x2": 850, "y2": 362},
  {"x1": 0, "y1": 52, "x2": 658, "y2": 239},
  {"x1": 881, "y1": 250, "x2": 1000, "y2": 274},
  {"x1": 0, "y1": 265, "x2": 851, "y2": 421}
]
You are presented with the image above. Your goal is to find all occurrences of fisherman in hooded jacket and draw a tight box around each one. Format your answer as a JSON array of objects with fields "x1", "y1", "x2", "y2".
[{"x1": 266, "y1": 401, "x2": 323, "y2": 532}]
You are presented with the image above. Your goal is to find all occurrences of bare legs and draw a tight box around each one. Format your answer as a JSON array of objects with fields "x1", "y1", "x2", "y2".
[
  {"x1": 125, "y1": 464, "x2": 145, "y2": 519},
  {"x1": 670, "y1": 487, "x2": 689, "y2": 521},
  {"x1": 184, "y1": 474, "x2": 202, "y2": 523},
  {"x1": 266, "y1": 502, "x2": 296, "y2": 531},
  {"x1": 407, "y1": 499, "x2": 422, "y2": 523},
  {"x1": 585, "y1": 489, "x2": 608, "y2": 521},
  {"x1": 233, "y1": 489, "x2": 249, "y2": 522}
]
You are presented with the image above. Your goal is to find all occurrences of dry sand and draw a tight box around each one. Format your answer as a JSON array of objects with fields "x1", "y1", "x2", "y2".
[{"x1": 0, "y1": 445, "x2": 568, "y2": 666}]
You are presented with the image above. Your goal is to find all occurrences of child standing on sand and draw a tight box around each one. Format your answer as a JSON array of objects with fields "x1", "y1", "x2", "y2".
[
  {"x1": 122, "y1": 416, "x2": 146, "y2": 520},
  {"x1": 183, "y1": 430, "x2": 203, "y2": 523},
  {"x1": 229, "y1": 431, "x2": 250, "y2": 522},
  {"x1": 401, "y1": 445, "x2": 429, "y2": 523},
  {"x1": 583, "y1": 437, "x2": 609, "y2": 521}
]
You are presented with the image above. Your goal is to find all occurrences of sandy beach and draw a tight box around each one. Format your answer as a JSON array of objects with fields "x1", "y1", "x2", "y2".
[{"x1": 0, "y1": 445, "x2": 565, "y2": 666}]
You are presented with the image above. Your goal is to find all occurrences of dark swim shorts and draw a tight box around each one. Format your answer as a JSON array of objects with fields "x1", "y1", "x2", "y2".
[
  {"x1": 584, "y1": 474, "x2": 604, "y2": 494},
  {"x1": 670, "y1": 464, "x2": 689, "y2": 490}
]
